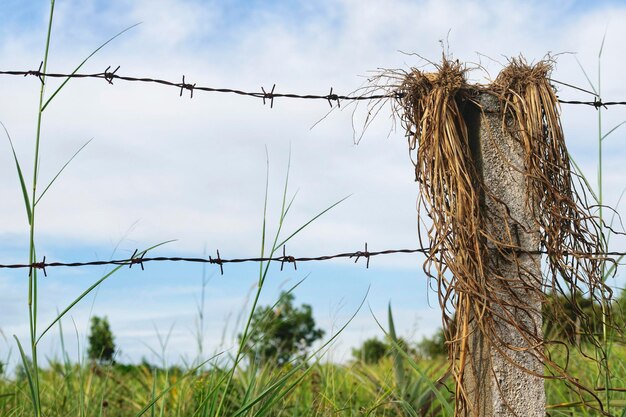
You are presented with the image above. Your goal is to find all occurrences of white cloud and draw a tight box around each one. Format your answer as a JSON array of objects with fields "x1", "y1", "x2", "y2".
[{"x1": 1, "y1": 0, "x2": 625, "y2": 364}]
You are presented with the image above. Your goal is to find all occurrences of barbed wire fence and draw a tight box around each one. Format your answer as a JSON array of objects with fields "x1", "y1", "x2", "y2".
[
  {"x1": 1, "y1": 246, "x2": 625, "y2": 278},
  {"x1": 1, "y1": 66, "x2": 625, "y2": 277},
  {"x1": 2, "y1": 66, "x2": 626, "y2": 108}
]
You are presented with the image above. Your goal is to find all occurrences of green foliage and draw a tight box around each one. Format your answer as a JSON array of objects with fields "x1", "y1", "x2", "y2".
[
  {"x1": 417, "y1": 328, "x2": 447, "y2": 359},
  {"x1": 416, "y1": 290, "x2": 625, "y2": 361},
  {"x1": 415, "y1": 290, "x2": 624, "y2": 360},
  {"x1": 540, "y1": 288, "x2": 626, "y2": 345},
  {"x1": 87, "y1": 316, "x2": 116, "y2": 365},
  {"x1": 241, "y1": 292, "x2": 324, "y2": 366},
  {"x1": 543, "y1": 291, "x2": 602, "y2": 344},
  {"x1": 352, "y1": 337, "x2": 418, "y2": 362},
  {"x1": 3, "y1": 347, "x2": 626, "y2": 417},
  {"x1": 613, "y1": 288, "x2": 626, "y2": 328},
  {"x1": 352, "y1": 338, "x2": 388, "y2": 364}
]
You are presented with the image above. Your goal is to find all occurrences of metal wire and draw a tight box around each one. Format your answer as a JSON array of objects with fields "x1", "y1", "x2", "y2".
[
  {"x1": 1, "y1": 67, "x2": 624, "y2": 108},
  {"x1": 0, "y1": 67, "x2": 397, "y2": 106},
  {"x1": 1, "y1": 67, "x2": 624, "y2": 276},
  {"x1": 0, "y1": 245, "x2": 624, "y2": 277},
  {"x1": 0, "y1": 245, "x2": 424, "y2": 276}
]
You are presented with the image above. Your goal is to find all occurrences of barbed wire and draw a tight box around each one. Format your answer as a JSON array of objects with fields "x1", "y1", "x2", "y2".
[
  {"x1": 0, "y1": 66, "x2": 393, "y2": 107},
  {"x1": 1, "y1": 66, "x2": 624, "y2": 108},
  {"x1": 1, "y1": 245, "x2": 423, "y2": 276},
  {"x1": 1, "y1": 68, "x2": 625, "y2": 275},
  {"x1": 0, "y1": 244, "x2": 624, "y2": 277}
]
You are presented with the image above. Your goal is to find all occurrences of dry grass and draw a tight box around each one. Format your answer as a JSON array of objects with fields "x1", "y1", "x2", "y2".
[
  {"x1": 393, "y1": 59, "x2": 488, "y2": 416},
  {"x1": 493, "y1": 58, "x2": 609, "y2": 321},
  {"x1": 370, "y1": 56, "x2": 614, "y2": 416}
]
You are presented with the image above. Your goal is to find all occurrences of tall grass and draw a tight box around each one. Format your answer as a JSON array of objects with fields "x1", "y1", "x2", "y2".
[
  {"x1": 573, "y1": 34, "x2": 626, "y2": 414},
  {"x1": 0, "y1": 353, "x2": 457, "y2": 417},
  {"x1": 4, "y1": 2, "x2": 162, "y2": 416},
  {"x1": 214, "y1": 150, "x2": 349, "y2": 417}
]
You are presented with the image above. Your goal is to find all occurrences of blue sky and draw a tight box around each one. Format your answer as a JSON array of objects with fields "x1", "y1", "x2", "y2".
[{"x1": 1, "y1": 0, "x2": 626, "y2": 368}]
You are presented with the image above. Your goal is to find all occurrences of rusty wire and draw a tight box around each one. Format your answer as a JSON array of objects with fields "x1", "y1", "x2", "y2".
[
  {"x1": 0, "y1": 66, "x2": 395, "y2": 106},
  {"x1": 0, "y1": 245, "x2": 424, "y2": 276},
  {"x1": 0, "y1": 66, "x2": 623, "y2": 108},
  {"x1": 0, "y1": 246, "x2": 624, "y2": 277}
]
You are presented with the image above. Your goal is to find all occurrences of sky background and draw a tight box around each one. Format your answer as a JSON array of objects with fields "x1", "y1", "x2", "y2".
[{"x1": 1, "y1": 0, "x2": 626, "y2": 370}]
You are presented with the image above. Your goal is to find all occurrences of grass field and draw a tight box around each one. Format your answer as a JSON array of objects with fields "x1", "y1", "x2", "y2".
[{"x1": 1, "y1": 341, "x2": 626, "y2": 416}]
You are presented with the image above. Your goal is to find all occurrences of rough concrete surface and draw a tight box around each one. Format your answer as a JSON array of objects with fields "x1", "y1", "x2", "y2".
[{"x1": 462, "y1": 93, "x2": 545, "y2": 417}]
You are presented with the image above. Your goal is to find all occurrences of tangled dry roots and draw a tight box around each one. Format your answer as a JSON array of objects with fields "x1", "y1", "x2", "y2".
[
  {"x1": 390, "y1": 57, "x2": 613, "y2": 416},
  {"x1": 397, "y1": 59, "x2": 494, "y2": 415},
  {"x1": 493, "y1": 58, "x2": 610, "y2": 318}
]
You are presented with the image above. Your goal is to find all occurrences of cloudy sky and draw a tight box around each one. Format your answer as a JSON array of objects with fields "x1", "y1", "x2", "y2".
[{"x1": 1, "y1": 0, "x2": 626, "y2": 368}]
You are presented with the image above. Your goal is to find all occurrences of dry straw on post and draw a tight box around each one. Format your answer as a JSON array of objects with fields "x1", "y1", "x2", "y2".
[
  {"x1": 374, "y1": 56, "x2": 615, "y2": 416},
  {"x1": 493, "y1": 58, "x2": 610, "y2": 330}
]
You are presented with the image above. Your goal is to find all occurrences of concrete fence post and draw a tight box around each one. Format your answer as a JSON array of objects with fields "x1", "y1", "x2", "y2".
[{"x1": 461, "y1": 93, "x2": 545, "y2": 417}]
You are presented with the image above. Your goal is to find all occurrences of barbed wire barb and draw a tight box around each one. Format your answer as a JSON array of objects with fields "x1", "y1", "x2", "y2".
[
  {"x1": 280, "y1": 245, "x2": 297, "y2": 271},
  {"x1": 351, "y1": 242, "x2": 371, "y2": 268},
  {"x1": 103, "y1": 65, "x2": 120, "y2": 84},
  {"x1": 209, "y1": 250, "x2": 224, "y2": 275}
]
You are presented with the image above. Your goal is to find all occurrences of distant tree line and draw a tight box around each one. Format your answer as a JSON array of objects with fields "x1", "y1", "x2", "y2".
[
  {"x1": 17, "y1": 287, "x2": 619, "y2": 376},
  {"x1": 350, "y1": 288, "x2": 626, "y2": 365}
]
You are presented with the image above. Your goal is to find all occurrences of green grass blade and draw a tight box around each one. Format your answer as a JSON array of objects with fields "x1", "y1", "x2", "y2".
[
  {"x1": 370, "y1": 310, "x2": 454, "y2": 415},
  {"x1": 215, "y1": 153, "x2": 276, "y2": 417},
  {"x1": 398, "y1": 401, "x2": 420, "y2": 417},
  {"x1": 24, "y1": 3, "x2": 57, "y2": 416},
  {"x1": 569, "y1": 152, "x2": 599, "y2": 203},
  {"x1": 13, "y1": 336, "x2": 38, "y2": 414},
  {"x1": 220, "y1": 154, "x2": 346, "y2": 417},
  {"x1": 233, "y1": 287, "x2": 370, "y2": 417},
  {"x1": 150, "y1": 369, "x2": 157, "y2": 417},
  {"x1": 604, "y1": 254, "x2": 624, "y2": 280},
  {"x1": 41, "y1": 23, "x2": 141, "y2": 112},
  {"x1": 2, "y1": 122, "x2": 32, "y2": 225},
  {"x1": 275, "y1": 195, "x2": 350, "y2": 249},
  {"x1": 574, "y1": 56, "x2": 598, "y2": 96},
  {"x1": 235, "y1": 361, "x2": 307, "y2": 415},
  {"x1": 233, "y1": 379, "x2": 290, "y2": 417},
  {"x1": 278, "y1": 144, "x2": 294, "y2": 223},
  {"x1": 190, "y1": 371, "x2": 232, "y2": 417},
  {"x1": 252, "y1": 372, "x2": 308, "y2": 417},
  {"x1": 42, "y1": 1, "x2": 55, "y2": 75},
  {"x1": 282, "y1": 190, "x2": 299, "y2": 220},
  {"x1": 598, "y1": 29, "x2": 607, "y2": 60},
  {"x1": 303, "y1": 286, "x2": 370, "y2": 360},
  {"x1": 56, "y1": 312, "x2": 74, "y2": 408},
  {"x1": 35, "y1": 138, "x2": 93, "y2": 206},
  {"x1": 241, "y1": 360, "x2": 258, "y2": 413},
  {"x1": 36, "y1": 240, "x2": 174, "y2": 344},
  {"x1": 388, "y1": 302, "x2": 406, "y2": 391},
  {"x1": 260, "y1": 148, "x2": 270, "y2": 265},
  {"x1": 606, "y1": 187, "x2": 626, "y2": 249},
  {"x1": 133, "y1": 355, "x2": 222, "y2": 417},
  {"x1": 36, "y1": 265, "x2": 124, "y2": 345},
  {"x1": 601, "y1": 120, "x2": 626, "y2": 142},
  {"x1": 216, "y1": 153, "x2": 272, "y2": 417}
]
